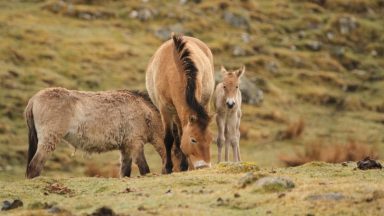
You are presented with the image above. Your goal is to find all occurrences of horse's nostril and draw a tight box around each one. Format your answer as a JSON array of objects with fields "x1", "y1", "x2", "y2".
[{"x1": 226, "y1": 103, "x2": 234, "y2": 109}]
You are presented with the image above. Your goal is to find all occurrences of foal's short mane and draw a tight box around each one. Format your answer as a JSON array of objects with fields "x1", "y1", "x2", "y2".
[
  {"x1": 125, "y1": 90, "x2": 159, "y2": 113},
  {"x1": 172, "y1": 35, "x2": 209, "y2": 129}
]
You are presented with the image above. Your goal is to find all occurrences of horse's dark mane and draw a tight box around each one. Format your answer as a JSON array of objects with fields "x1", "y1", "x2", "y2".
[
  {"x1": 128, "y1": 90, "x2": 159, "y2": 113},
  {"x1": 172, "y1": 34, "x2": 209, "y2": 129}
]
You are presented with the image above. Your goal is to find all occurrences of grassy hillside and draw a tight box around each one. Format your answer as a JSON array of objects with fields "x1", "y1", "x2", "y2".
[
  {"x1": 0, "y1": 0, "x2": 383, "y2": 214},
  {"x1": 1, "y1": 162, "x2": 384, "y2": 215}
]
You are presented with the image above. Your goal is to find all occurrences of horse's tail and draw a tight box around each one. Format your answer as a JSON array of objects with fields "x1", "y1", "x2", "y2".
[
  {"x1": 172, "y1": 34, "x2": 209, "y2": 128},
  {"x1": 25, "y1": 99, "x2": 38, "y2": 175}
]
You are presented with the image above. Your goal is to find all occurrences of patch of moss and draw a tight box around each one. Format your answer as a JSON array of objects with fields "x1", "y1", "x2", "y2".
[{"x1": 216, "y1": 162, "x2": 260, "y2": 173}]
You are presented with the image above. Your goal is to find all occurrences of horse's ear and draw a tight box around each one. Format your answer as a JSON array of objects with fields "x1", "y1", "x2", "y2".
[
  {"x1": 189, "y1": 115, "x2": 197, "y2": 123},
  {"x1": 236, "y1": 65, "x2": 245, "y2": 78},
  {"x1": 221, "y1": 65, "x2": 227, "y2": 74}
]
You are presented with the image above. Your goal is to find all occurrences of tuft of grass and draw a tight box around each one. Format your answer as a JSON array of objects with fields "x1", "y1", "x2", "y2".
[{"x1": 216, "y1": 162, "x2": 260, "y2": 173}]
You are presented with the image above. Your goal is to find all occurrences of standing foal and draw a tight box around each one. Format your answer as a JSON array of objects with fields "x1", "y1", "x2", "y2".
[{"x1": 214, "y1": 66, "x2": 245, "y2": 162}]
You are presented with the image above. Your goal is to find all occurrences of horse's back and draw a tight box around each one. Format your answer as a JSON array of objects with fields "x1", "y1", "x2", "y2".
[{"x1": 146, "y1": 36, "x2": 215, "y2": 110}]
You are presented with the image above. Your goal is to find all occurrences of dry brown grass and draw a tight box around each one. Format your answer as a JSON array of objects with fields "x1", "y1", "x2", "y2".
[
  {"x1": 84, "y1": 162, "x2": 120, "y2": 178},
  {"x1": 276, "y1": 118, "x2": 305, "y2": 140},
  {"x1": 279, "y1": 140, "x2": 379, "y2": 166},
  {"x1": 256, "y1": 110, "x2": 288, "y2": 123},
  {"x1": 239, "y1": 124, "x2": 250, "y2": 140}
]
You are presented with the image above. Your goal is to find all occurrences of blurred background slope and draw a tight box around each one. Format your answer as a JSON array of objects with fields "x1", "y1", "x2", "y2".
[{"x1": 0, "y1": 0, "x2": 383, "y2": 179}]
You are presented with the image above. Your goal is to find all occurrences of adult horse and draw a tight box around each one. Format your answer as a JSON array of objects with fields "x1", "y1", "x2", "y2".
[{"x1": 146, "y1": 34, "x2": 214, "y2": 173}]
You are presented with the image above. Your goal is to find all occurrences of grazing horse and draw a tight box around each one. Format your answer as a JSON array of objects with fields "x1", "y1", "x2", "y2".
[
  {"x1": 214, "y1": 66, "x2": 245, "y2": 162},
  {"x1": 25, "y1": 87, "x2": 166, "y2": 179},
  {"x1": 146, "y1": 34, "x2": 215, "y2": 173}
]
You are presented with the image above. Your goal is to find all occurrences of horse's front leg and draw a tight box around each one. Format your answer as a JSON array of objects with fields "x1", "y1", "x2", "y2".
[
  {"x1": 236, "y1": 109, "x2": 242, "y2": 161},
  {"x1": 216, "y1": 113, "x2": 226, "y2": 163},
  {"x1": 160, "y1": 111, "x2": 174, "y2": 174},
  {"x1": 172, "y1": 123, "x2": 188, "y2": 171},
  {"x1": 226, "y1": 113, "x2": 240, "y2": 162},
  {"x1": 120, "y1": 147, "x2": 132, "y2": 177}
]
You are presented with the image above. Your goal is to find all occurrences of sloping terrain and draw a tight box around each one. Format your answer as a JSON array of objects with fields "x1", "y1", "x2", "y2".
[
  {"x1": 1, "y1": 162, "x2": 384, "y2": 215},
  {"x1": 0, "y1": 0, "x2": 383, "y2": 215}
]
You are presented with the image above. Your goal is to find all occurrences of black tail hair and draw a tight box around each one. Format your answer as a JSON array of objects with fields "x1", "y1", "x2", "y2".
[{"x1": 172, "y1": 34, "x2": 209, "y2": 129}]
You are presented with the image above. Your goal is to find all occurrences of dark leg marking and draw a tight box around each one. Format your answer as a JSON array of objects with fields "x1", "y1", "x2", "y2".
[
  {"x1": 172, "y1": 124, "x2": 188, "y2": 171},
  {"x1": 164, "y1": 128, "x2": 174, "y2": 174}
]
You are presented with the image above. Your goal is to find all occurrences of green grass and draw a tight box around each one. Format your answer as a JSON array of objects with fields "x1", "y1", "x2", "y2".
[
  {"x1": 1, "y1": 163, "x2": 383, "y2": 215},
  {"x1": 0, "y1": 0, "x2": 383, "y2": 214}
]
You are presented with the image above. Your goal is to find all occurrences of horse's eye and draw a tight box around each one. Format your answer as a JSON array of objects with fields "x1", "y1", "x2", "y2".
[
  {"x1": 190, "y1": 138, "x2": 197, "y2": 144},
  {"x1": 223, "y1": 86, "x2": 226, "y2": 89},
  {"x1": 236, "y1": 86, "x2": 239, "y2": 88}
]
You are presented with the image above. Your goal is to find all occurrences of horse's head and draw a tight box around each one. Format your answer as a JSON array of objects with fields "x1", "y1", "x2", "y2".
[
  {"x1": 220, "y1": 65, "x2": 245, "y2": 109},
  {"x1": 181, "y1": 114, "x2": 212, "y2": 169}
]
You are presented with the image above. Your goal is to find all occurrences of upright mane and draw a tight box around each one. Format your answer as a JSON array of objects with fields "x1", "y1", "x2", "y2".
[
  {"x1": 128, "y1": 90, "x2": 159, "y2": 113},
  {"x1": 172, "y1": 34, "x2": 209, "y2": 129}
]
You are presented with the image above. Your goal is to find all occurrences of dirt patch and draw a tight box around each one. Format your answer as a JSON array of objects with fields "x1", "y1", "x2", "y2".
[{"x1": 44, "y1": 182, "x2": 74, "y2": 196}]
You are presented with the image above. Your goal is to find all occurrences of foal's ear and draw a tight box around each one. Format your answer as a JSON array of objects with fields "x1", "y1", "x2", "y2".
[
  {"x1": 220, "y1": 65, "x2": 227, "y2": 74},
  {"x1": 236, "y1": 65, "x2": 245, "y2": 78},
  {"x1": 189, "y1": 115, "x2": 197, "y2": 123}
]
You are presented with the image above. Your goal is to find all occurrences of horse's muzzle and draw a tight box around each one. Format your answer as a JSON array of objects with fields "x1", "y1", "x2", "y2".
[
  {"x1": 194, "y1": 160, "x2": 211, "y2": 169},
  {"x1": 226, "y1": 102, "x2": 235, "y2": 109}
]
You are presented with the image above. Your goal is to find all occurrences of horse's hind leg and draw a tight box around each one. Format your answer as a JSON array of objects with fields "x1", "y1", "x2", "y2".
[
  {"x1": 120, "y1": 148, "x2": 132, "y2": 177},
  {"x1": 26, "y1": 135, "x2": 60, "y2": 179},
  {"x1": 134, "y1": 145, "x2": 150, "y2": 176}
]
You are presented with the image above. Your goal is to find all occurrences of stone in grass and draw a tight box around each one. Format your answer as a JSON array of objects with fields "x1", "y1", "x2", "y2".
[
  {"x1": 305, "y1": 192, "x2": 345, "y2": 201},
  {"x1": 237, "y1": 172, "x2": 266, "y2": 188},
  {"x1": 89, "y1": 206, "x2": 116, "y2": 216},
  {"x1": 254, "y1": 177, "x2": 295, "y2": 193},
  {"x1": 357, "y1": 157, "x2": 382, "y2": 170},
  {"x1": 1, "y1": 199, "x2": 23, "y2": 211}
]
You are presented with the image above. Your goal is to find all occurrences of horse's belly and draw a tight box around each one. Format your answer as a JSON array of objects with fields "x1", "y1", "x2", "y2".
[{"x1": 64, "y1": 122, "x2": 124, "y2": 153}]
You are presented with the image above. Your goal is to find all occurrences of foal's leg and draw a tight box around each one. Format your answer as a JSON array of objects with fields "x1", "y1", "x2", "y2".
[
  {"x1": 216, "y1": 113, "x2": 226, "y2": 163},
  {"x1": 226, "y1": 113, "x2": 240, "y2": 162},
  {"x1": 26, "y1": 134, "x2": 60, "y2": 179},
  {"x1": 236, "y1": 110, "x2": 242, "y2": 161},
  {"x1": 133, "y1": 144, "x2": 150, "y2": 176},
  {"x1": 120, "y1": 147, "x2": 132, "y2": 177}
]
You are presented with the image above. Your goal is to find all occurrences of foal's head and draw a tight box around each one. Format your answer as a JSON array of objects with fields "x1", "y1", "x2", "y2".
[
  {"x1": 221, "y1": 66, "x2": 245, "y2": 109},
  {"x1": 181, "y1": 115, "x2": 212, "y2": 170}
]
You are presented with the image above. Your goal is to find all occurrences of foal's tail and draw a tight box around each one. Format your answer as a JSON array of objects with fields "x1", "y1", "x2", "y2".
[{"x1": 25, "y1": 100, "x2": 38, "y2": 174}]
